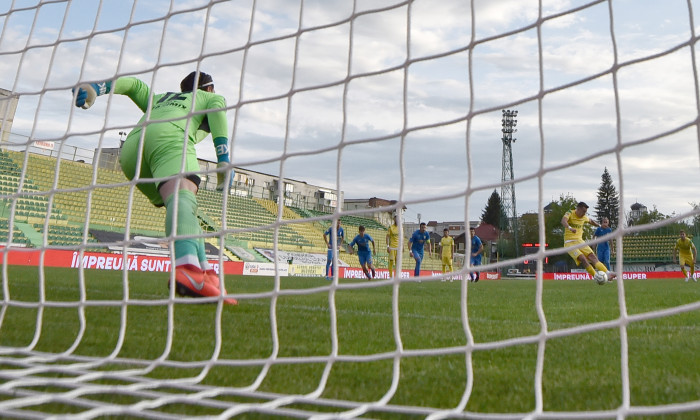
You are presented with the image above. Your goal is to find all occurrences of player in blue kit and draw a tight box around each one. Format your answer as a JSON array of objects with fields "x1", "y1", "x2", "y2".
[
  {"x1": 469, "y1": 227, "x2": 484, "y2": 282},
  {"x1": 593, "y1": 217, "x2": 612, "y2": 270},
  {"x1": 408, "y1": 222, "x2": 432, "y2": 277},
  {"x1": 348, "y1": 225, "x2": 376, "y2": 280},
  {"x1": 323, "y1": 219, "x2": 345, "y2": 280}
]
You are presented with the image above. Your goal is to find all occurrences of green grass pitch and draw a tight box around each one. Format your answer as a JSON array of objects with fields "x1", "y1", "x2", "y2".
[{"x1": 0, "y1": 265, "x2": 698, "y2": 418}]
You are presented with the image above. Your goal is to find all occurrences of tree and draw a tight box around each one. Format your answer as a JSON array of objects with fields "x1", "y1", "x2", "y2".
[
  {"x1": 518, "y1": 212, "x2": 541, "y2": 245},
  {"x1": 595, "y1": 167, "x2": 619, "y2": 227},
  {"x1": 481, "y1": 190, "x2": 508, "y2": 231}
]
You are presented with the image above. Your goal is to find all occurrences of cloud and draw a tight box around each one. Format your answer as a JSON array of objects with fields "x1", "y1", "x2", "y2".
[{"x1": 2, "y1": 0, "x2": 699, "y2": 224}]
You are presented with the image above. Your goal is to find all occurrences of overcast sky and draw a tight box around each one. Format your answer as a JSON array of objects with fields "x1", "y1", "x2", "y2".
[{"x1": 1, "y1": 0, "x2": 699, "y2": 225}]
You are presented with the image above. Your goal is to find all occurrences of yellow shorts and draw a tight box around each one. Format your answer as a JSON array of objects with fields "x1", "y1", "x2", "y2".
[
  {"x1": 441, "y1": 255, "x2": 453, "y2": 266},
  {"x1": 565, "y1": 239, "x2": 594, "y2": 265},
  {"x1": 679, "y1": 253, "x2": 695, "y2": 267}
]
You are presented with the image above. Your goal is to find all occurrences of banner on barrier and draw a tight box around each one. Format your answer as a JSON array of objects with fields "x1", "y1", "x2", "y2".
[
  {"x1": 0, "y1": 248, "x2": 684, "y2": 280},
  {"x1": 289, "y1": 265, "x2": 326, "y2": 277},
  {"x1": 242, "y1": 262, "x2": 289, "y2": 276}
]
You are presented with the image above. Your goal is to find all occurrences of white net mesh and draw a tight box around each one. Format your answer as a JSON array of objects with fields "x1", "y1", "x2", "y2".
[{"x1": 1, "y1": 0, "x2": 699, "y2": 418}]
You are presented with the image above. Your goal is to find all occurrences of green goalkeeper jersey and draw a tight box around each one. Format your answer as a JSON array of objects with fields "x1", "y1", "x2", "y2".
[
  {"x1": 115, "y1": 76, "x2": 230, "y2": 207},
  {"x1": 114, "y1": 77, "x2": 228, "y2": 144}
]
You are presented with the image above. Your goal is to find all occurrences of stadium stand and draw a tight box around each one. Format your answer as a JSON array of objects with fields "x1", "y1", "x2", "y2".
[
  {"x1": 0, "y1": 147, "x2": 463, "y2": 272},
  {"x1": 0, "y1": 218, "x2": 30, "y2": 246},
  {"x1": 0, "y1": 150, "x2": 89, "y2": 246},
  {"x1": 196, "y1": 190, "x2": 317, "y2": 252},
  {"x1": 611, "y1": 233, "x2": 679, "y2": 263},
  {"x1": 5, "y1": 150, "x2": 165, "y2": 236}
]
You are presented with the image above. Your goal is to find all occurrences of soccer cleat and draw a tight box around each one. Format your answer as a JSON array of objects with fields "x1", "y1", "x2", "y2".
[
  {"x1": 171, "y1": 266, "x2": 236, "y2": 305},
  {"x1": 172, "y1": 266, "x2": 220, "y2": 300},
  {"x1": 606, "y1": 271, "x2": 617, "y2": 281},
  {"x1": 685, "y1": 276, "x2": 690, "y2": 282},
  {"x1": 205, "y1": 269, "x2": 238, "y2": 305}
]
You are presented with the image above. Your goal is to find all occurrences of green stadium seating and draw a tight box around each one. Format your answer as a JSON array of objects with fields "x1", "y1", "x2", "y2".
[
  {"x1": 5, "y1": 150, "x2": 165, "y2": 235},
  {"x1": 611, "y1": 233, "x2": 678, "y2": 263},
  {"x1": 0, "y1": 219, "x2": 30, "y2": 245}
]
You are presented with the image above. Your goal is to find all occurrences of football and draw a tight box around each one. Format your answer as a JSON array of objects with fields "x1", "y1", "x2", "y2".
[{"x1": 594, "y1": 271, "x2": 608, "y2": 285}]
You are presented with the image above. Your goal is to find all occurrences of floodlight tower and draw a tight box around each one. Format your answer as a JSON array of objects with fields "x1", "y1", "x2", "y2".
[{"x1": 500, "y1": 109, "x2": 518, "y2": 256}]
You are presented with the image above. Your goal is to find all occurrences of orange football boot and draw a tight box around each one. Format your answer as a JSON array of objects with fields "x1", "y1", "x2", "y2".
[
  {"x1": 172, "y1": 266, "x2": 222, "y2": 301},
  {"x1": 205, "y1": 269, "x2": 238, "y2": 305}
]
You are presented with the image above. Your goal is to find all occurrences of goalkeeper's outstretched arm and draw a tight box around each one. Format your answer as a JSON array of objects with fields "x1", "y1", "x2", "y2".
[{"x1": 74, "y1": 78, "x2": 152, "y2": 111}]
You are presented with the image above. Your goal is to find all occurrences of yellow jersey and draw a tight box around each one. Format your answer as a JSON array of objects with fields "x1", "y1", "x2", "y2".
[
  {"x1": 387, "y1": 224, "x2": 400, "y2": 249},
  {"x1": 563, "y1": 210, "x2": 590, "y2": 242},
  {"x1": 440, "y1": 236, "x2": 454, "y2": 258},
  {"x1": 674, "y1": 237, "x2": 696, "y2": 256}
]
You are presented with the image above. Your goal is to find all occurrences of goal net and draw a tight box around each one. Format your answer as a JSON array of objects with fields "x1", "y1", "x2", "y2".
[{"x1": 1, "y1": 0, "x2": 699, "y2": 418}]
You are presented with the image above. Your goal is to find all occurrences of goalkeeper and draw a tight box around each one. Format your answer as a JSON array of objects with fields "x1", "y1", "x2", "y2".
[
  {"x1": 561, "y1": 202, "x2": 616, "y2": 282},
  {"x1": 73, "y1": 71, "x2": 237, "y2": 304}
]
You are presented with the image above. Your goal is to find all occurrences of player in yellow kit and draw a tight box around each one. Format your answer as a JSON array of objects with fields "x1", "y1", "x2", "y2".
[
  {"x1": 439, "y1": 228, "x2": 455, "y2": 281},
  {"x1": 386, "y1": 213, "x2": 400, "y2": 278},
  {"x1": 673, "y1": 230, "x2": 697, "y2": 282},
  {"x1": 561, "y1": 202, "x2": 616, "y2": 281}
]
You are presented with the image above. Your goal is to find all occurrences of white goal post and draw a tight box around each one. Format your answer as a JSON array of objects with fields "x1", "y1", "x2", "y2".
[{"x1": 1, "y1": 0, "x2": 700, "y2": 419}]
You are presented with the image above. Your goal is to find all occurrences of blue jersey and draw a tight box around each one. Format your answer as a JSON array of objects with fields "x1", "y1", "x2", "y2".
[
  {"x1": 409, "y1": 230, "x2": 430, "y2": 252},
  {"x1": 471, "y1": 235, "x2": 483, "y2": 264},
  {"x1": 350, "y1": 233, "x2": 374, "y2": 253},
  {"x1": 324, "y1": 226, "x2": 345, "y2": 249},
  {"x1": 594, "y1": 227, "x2": 612, "y2": 251}
]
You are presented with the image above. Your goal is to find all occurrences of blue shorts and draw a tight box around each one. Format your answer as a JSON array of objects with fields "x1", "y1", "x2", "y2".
[{"x1": 358, "y1": 250, "x2": 372, "y2": 266}]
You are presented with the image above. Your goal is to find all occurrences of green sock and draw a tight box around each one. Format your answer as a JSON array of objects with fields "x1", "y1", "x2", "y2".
[{"x1": 165, "y1": 189, "x2": 201, "y2": 268}]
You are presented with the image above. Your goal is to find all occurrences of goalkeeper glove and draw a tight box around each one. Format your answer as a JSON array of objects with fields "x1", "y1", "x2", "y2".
[
  {"x1": 73, "y1": 81, "x2": 112, "y2": 109},
  {"x1": 216, "y1": 162, "x2": 234, "y2": 191}
]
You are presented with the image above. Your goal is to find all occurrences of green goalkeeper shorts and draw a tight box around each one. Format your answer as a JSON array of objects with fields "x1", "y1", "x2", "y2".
[{"x1": 119, "y1": 122, "x2": 201, "y2": 207}]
